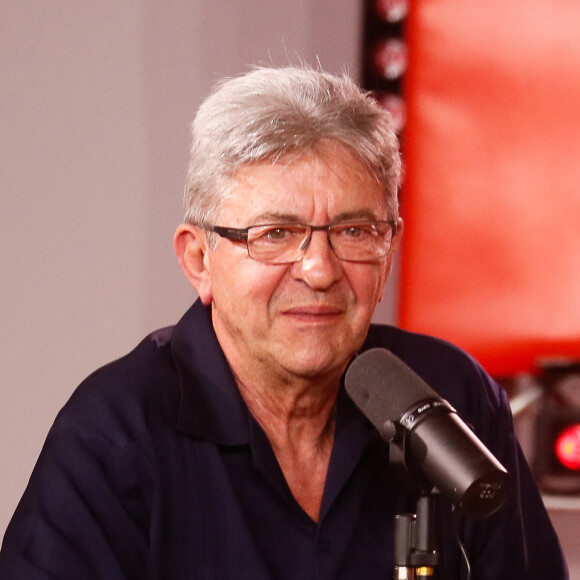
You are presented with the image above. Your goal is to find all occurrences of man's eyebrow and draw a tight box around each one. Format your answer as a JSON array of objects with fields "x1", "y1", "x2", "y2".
[
  {"x1": 332, "y1": 210, "x2": 384, "y2": 222},
  {"x1": 251, "y1": 212, "x2": 303, "y2": 224},
  {"x1": 249, "y1": 210, "x2": 384, "y2": 224}
]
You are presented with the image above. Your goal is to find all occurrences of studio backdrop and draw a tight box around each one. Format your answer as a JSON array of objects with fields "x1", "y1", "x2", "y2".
[{"x1": 399, "y1": 0, "x2": 580, "y2": 377}]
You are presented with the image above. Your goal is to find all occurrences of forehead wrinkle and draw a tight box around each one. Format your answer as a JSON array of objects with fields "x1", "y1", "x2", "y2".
[
  {"x1": 251, "y1": 210, "x2": 304, "y2": 224},
  {"x1": 249, "y1": 207, "x2": 384, "y2": 228},
  {"x1": 225, "y1": 147, "x2": 386, "y2": 226},
  {"x1": 331, "y1": 209, "x2": 385, "y2": 223},
  {"x1": 233, "y1": 144, "x2": 373, "y2": 195}
]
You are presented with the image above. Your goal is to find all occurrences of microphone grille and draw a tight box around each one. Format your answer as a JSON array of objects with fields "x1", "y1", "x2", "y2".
[{"x1": 345, "y1": 348, "x2": 438, "y2": 427}]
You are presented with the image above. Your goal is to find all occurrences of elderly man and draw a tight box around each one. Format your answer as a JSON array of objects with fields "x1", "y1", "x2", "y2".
[{"x1": 0, "y1": 67, "x2": 567, "y2": 579}]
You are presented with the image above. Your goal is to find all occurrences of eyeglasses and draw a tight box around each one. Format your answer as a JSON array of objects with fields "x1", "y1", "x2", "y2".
[{"x1": 204, "y1": 221, "x2": 398, "y2": 264}]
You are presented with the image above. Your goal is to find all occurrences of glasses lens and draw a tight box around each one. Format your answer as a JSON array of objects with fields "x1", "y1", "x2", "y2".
[
  {"x1": 329, "y1": 222, "x2": 394, "y2": 261},
  {"x1": 245, "y1": 222, "x2": 394, "y2": 263},
  {"x1": 247, "y1": 225, "x2": 308, "y2": 263}
]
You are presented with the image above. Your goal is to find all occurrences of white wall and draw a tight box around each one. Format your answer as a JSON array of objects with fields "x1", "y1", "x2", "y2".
[
  {"x1": 1, "y1": 0, "x2": 150, "y2": 533},
  {"x1": 0, "y1": 0, "x2": 363, "y2": 539}
]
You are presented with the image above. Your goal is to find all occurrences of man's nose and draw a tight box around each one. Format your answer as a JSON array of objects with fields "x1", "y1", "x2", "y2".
[{"x1": 292, "y1": 230, "x2": 342, "y2": 288}]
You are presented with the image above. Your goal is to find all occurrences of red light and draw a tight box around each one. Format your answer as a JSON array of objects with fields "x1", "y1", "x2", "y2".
[
  {"x1": 376, "y1": 93, "x2": 406, "y2": 134},
  {"x1": 375, "y1": 0, "x2": 409, "y2": 23},
  {"x1": 373, "y1": 39, "x2": 408, "y2": 81},
  {"x1": 555, "y1": 424, "x2": 580, "y2": 470}
]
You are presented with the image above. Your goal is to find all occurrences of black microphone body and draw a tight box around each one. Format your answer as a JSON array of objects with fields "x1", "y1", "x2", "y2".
[{"x1": 345, "y1": 348, "x2": 511, "y2": 519}]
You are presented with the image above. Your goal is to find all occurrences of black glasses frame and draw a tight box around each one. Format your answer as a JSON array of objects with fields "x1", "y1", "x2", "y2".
[
  {"x1": 204, "y1": 220, "x2": 398, "y2": 264},
  {"x1": 207, "y1": 221, "x2": 398, "y2": 243}
]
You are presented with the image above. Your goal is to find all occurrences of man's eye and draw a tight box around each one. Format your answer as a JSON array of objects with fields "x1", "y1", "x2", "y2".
[
  {"x1": 334, "y1": 224, "x2": 378, "y2": 241},
  {"x1": 265, "y1": 228, "x2": 289, "y2": 240},
  {"x1": 344, "y1": 226, "x2": 363, "y2": 238},
  {"x1": 338, "y1": 225, "x2": 373, "y2": 239},
  {"x1": 253, "y1": 226, "x2": 302, "y2": 244}
]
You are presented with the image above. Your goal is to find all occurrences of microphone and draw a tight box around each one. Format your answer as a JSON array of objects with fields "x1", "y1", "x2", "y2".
[{"x1": 345, "y1": 348, "x2": 511, "y2": 518}]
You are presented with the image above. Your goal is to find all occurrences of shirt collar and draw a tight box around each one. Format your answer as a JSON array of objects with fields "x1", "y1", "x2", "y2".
[{"x1": 171, "y1": 300, "x2": 251, "y2": 445}]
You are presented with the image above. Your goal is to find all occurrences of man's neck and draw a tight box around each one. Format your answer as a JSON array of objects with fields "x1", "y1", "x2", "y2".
[{"x1": 235, "y1": 373, "x2": 340, "y2": 523}]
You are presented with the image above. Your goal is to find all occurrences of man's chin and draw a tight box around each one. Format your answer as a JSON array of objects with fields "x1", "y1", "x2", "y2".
[{"x1": 274, "y1": 344, "x2": 352, "y2": 380}]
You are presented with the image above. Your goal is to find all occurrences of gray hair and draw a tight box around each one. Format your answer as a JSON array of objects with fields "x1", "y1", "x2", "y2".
[{"x1": 183, "y1": 66, "x2": 402, "y2": 226}]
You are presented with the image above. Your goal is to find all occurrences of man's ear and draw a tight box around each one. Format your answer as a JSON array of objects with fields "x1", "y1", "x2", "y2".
[
  {"x1": 173, "y1": 224, "x2": 213, "y2": 305},
  {"x1": 393, "y1": 217, "x2": 404, "y2": 253},
  {"x1": 377, "y1": 217, "x2": 404, "y2": 304}
]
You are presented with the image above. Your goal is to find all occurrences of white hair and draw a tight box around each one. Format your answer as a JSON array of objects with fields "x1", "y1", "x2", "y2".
[{"x1": 184, "y1": 66, "x2": 402, "y2": 226}]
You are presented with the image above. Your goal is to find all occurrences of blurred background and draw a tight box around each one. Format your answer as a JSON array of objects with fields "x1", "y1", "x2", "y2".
[{"x1": 1, "y1": 0, "x2": 579, "y2": 576}]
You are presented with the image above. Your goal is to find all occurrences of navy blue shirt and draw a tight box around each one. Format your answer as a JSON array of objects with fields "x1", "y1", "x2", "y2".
[{"x1": 0, "y1": 300, "x2": 568, "y2": 579}]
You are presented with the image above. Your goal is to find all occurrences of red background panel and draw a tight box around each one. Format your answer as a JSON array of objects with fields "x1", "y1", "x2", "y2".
[{"x1": 399, "y1": 0, "x2": 580, "y2": 376}]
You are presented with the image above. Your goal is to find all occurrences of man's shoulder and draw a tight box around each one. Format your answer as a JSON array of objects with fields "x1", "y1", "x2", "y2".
[
  {"x1": 363, "y1": 323, "x2": 504, "y2": 423},
  {"x1": 85, "y1": 325, "x2": 176, "y2": 390},
  {"x1": 364, "y1": 323, "x2": 479, "y2": 371},
  {"x1": 51, "y1": 325, "x2": 180, "y2": 449}
]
